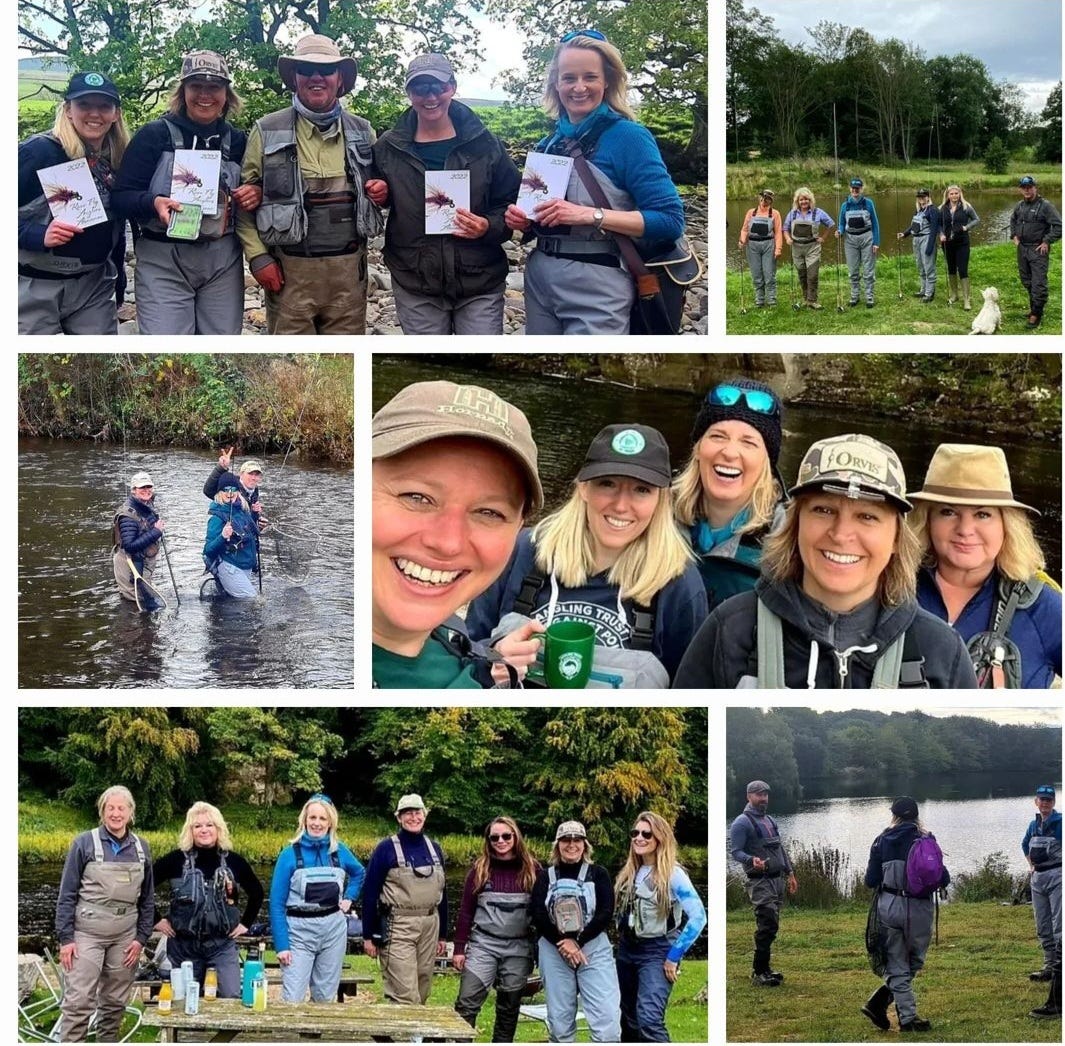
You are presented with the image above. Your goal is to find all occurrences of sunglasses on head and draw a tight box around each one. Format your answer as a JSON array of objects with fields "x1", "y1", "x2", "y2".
[
  {"x1": 296, "y1": 62, "x2": 338, "y2": 77},
  {"x1": 308, "y1": 793, "x2": 333, "y2": 806},
  {"x1": 560, "y1": 28, "x2": 607, "y2": 42},
  {"x1": 708, "y1": 383, "x2": 778, "y2": 415},
  {"x1": 630, "y1": 828, "x2": 654, "y2": 840},
  {"x1": 408, "y1": 80, "x2": 449, "y2": 97},
  {"x1": 489, "y1": 832, "x2": 514, "y2": 843}
]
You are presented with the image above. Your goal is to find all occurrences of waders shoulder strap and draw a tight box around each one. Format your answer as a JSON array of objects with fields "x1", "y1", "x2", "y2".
[{"x1": 755, "y1": 598, "x2": 786, "y2": 688}]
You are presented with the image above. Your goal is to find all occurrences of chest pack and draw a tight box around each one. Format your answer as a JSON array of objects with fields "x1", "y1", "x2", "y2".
[
  {"x1": 967, "y1": 576, "x2": 1044, "y2": 689},
  {"x1": 547, "y1": 863, "x2": 593, "y2": 935},
  {"x1": 904, "y1": 834, "x2": 945, "y2": 898},
  {"x1": 1028, "y1": 818, "x2": 1062, "y2": 872},
  {"x1": 619, "y1": 869, "x2": 681, "y2": 939},
  {"x1": 170, "y1": 849, "x2": 240, "y2": 938}
]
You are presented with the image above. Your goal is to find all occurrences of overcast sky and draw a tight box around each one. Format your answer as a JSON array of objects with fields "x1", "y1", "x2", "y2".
[
  {"x1": 793, "y1": 705, "x2": 1063, "y2": 727},
  {"x1": 752, "y1": 0, "x2": 1062, "y2": 112}
]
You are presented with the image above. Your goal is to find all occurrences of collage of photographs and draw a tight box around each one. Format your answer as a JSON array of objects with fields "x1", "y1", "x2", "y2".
[{"x1": 15, "y1": 0, "x2": 1063, "y2": 1045}]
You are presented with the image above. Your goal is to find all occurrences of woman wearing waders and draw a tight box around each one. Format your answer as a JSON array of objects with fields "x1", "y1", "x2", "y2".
[
  {"x1": 113, "y1": 471, "x2": 166, "y2": 609},
  {"x1": 938, "y1": 185, "x2": 979, "y2": 310},
  {"x1": 112, "y1": 51, "x2": 261, "y2": 335},
  {"x1": 19, "y1": 72, "x2": 129, "y2": 334},
  {"x1": 203, "y1": 474, "x2": 261, "y2": 599},
  {"x1": 897, "y1": 189, "x2": 941, "y2": 302},
  {"x1": 672, "y1": 380, "x2": 786, "y2": 614},
  {"x1": 673, "y1": 433, "x2": 978, "y2": 689},
  {"x1": 465, "y1": 423, "x2": 706, "y2": 687},
  {"x1": 504, "y1": 31, "x2": 684, "y2": 334},
  {"x1": 910, "y1": 444, "x2": 1062, "y2": 688},
  {"x1": 782, "y1": 187, "x2": 835, "y2": 309},
  {"x1": 152, "y1": 802, "x2": 264, "y2": 998},
  {"x1": 738, "y1": 190, "x2": 782, "y2": 307},
  {"x1": 1023, "y1": 786, "x2": 1063, "y2": 988},
  {"x1": 269, "y1": 795, "x2": 365, "y2": 1002},
  {"x1": 54, "y1": 786, "x2": 154, "y2": 1042},
  {"x1": 362, "y1": 794, "x2": 448, "y2": 1004},
  {"x1": 452, "y1": 817, "x2": 541, "y2": 1040},
  {"x1": 862, "y1": 796, "x2": 950, "y2": 1032},
  {"x1": 530, "y1": 821, "x2": 621, "y2": 1042},
  {"x1": 834, "y1": 178, "x2": 879, "y2": 307},
  {"x1": 614, "y1": 812, "x2": 707, "y2": 1041}
]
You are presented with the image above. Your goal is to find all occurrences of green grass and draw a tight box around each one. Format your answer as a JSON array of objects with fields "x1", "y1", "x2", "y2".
[
  {"x1": 727, "y1": 241, "x2": 1062, "y2": 335},
  {"x1": 726, "y1": 902, "x2": 1059, "y2": 1041}
]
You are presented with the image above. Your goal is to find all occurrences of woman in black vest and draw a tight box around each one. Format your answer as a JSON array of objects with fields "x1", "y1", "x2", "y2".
[{"x1": 152, "y1": 801, "x2": 264, "y2": 998}]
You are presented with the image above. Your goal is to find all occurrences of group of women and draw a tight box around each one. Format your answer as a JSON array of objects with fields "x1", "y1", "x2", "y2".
[
  {"x1": 371, "y1": 377, "x2": 1061, "y2": 689},
  {"x1": 57, "y1": 788, "x2": 705, "y2": 1043},
  {"x1": 20, "y1": 29, "x2": 687, "y2": 336}
]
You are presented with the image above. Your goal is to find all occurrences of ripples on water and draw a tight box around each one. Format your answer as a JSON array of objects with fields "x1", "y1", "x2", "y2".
[{"x1": 19, "y1": 440, "x2": 353, "y2": 689}]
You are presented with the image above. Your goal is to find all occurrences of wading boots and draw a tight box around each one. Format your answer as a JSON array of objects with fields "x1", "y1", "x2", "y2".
[{"x1": 860, "y1": 985, "x2": 893, "y2": 1030}]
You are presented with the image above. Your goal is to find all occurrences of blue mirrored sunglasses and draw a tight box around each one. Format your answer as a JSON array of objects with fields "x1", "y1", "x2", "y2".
[
  {"x1": 308, "y1": 793, "x2": 333, "y2": 806},
  {"x1": 708, "y1": 384, "x2": 778, "y2": 415},
  {"x1": 560, "y1": 28, "x2": 607, "y2": 42}
]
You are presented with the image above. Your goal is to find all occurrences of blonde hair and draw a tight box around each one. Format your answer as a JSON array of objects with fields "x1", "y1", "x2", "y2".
[
  {"x1": 97, "y1": 785, "x2": 136, "y2": 825},
  {"x1": 889, "y1": 815, "x2": 926, "y2": 831},
  {"x1": 543, "y1": 37, "x2": 636, "y2": 121},
  {"x1": 532, "y1": 482, "x2": 694, "y2": 607},
  {"x1": 213, "y1": 489, "x2": 250, "y2": 512},
  {"x1": 907, "y1": 502, "x2": 1045, "y2": 581},
  {"x1": 550, "y1": 836, "x2": 594, "y2": 866},
  {"x1": 671, "y1": 448, "x2": 780, "y2": 534},
  {"x1": 289, "y1": 797, "x2": 339, "y2": 852},
  {"x1": 614, "y1": 811, "x2": 679, "y2": 919},
  {"x1": 792, "y1": 186, "x2": 816, "y2": 210},
  {"x1": 52, "y1": 101, "x2": 130, "y2": 167},
  {"x1": 167, "y1": 79, "x2": 244, "y2": 119},
  {"x1": 940, "y1": 184, "x2": 970, "y2": 209},
  {"x1": 761, "y1": 494, "x2": 921, "y2": 606},
  {"x1": 178, "y1": 801, "x2": 233, "y2": 851},
  {"x1": 471, "y1": 816, "x2": 538, "y2": 893}
]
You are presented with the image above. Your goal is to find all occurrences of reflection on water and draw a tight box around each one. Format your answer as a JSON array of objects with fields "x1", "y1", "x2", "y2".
[{"x1": 19, "y1": 439, "x2": 353, "y2": 688}]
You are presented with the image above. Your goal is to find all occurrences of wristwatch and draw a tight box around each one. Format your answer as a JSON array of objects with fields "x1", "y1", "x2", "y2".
[{"x1": 592, "y1": 207, "x2": 605, "y2": 231}]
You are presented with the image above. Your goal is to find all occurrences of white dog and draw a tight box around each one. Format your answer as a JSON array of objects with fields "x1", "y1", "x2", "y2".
[{"x1": 969, "y1": 286, "x2": 1001, "y2": 334}]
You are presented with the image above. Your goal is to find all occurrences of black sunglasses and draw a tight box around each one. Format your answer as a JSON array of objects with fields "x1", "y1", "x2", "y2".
[
  {"x1": 630, "y1": 829, "x2": 654, "y2": 840},
  {"x1": 296, "y1": 62, "x2": 338, "y2": 77},
  {"x1": 489, "y1": 832, "x2": 514, "y2": 843},
  {"x1": 408, "y1": 80, "x2": 450, "y2": 98},
  {"x1": 558, "y1": 835, "x2": 584, "y2": 844}
]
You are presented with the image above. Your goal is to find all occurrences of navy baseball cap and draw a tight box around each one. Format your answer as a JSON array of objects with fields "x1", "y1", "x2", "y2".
[
  {"x1": 1019, "y1": 175, "x2": 1037, "y2": 187},
  {"x1": 1035, "y1": 785, "x2": 1056, "y2": 798},
  {"x1": 850, "y1": 178, "x2": 863, "y2": 188},
  {"x1": 65, "y1": 71, "x2": 120, "y2": 103}
]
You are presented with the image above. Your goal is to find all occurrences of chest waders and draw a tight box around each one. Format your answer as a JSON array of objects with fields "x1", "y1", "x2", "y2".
[
  {"x1": 112, "y1": 505, "x2": 160, "y2": 607},
  {"x1": 1029, "y1": 820, "x2": 1062, "y2": 972},
  {"x1": 618, "y1": 871, "x2": 682, "y2": 941},
  {"x1": 75, "y1": 828, "x2": 147, "y2": 938},
  {"x1": 740, "y1": 814, "x2": 787, "y2": 976},
  {"x1": 378, "y1": 835, "x2": 445, "y2": 1005}
]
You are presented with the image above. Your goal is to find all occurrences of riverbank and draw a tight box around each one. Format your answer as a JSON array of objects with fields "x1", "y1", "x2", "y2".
[
  {"x1": 726, "y1": 903, "x2": 1059, "y2": 1042},
  {"x1": 725, "y1": 242, "x2": 1062, "y2": 336},
  {"x1": 16, "y1": 354, "x2": 353, "y2": 464}
]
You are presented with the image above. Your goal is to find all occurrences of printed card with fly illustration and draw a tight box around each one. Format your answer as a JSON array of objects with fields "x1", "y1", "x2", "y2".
[
  {"x1": 36, "y1": 158, "x2": 108, "y2": 228},
  {"x1": 170, "y1": 150, "x2": 221, "y2": 215},
  {"x1": 424, "y1": 170, "x2": 470, "y2": 234},
  {"x1": 516, "y1": 152, "x2": 572, "y2": 218}
]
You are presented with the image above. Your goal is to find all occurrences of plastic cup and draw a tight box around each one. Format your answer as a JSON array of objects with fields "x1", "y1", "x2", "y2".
[{"x1": 543, "y1": 620, "x2": 595, "y2": 688}]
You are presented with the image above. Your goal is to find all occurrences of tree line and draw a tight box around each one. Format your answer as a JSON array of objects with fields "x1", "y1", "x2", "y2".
[
  {"x1": 726, "y1": 708, "x2": 1062, "y2": 805},
  {"x1": 18, "y1": 707, "x2": 708, "y2": 849},
  {"x1": 727, "y1": 0, "x2": 1062, "y2": 164}
]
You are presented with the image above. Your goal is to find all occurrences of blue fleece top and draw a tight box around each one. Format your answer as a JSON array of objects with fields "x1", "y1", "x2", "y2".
[
  {"x1": 361, "y1": 829, "x2": 447, "y2": 941},
  {"x1": 838, "y1": 194, "x2": 880, "y2": 246},
  {"x1": 783, "y1": 207, "x2": 836, "y2": 233},
  {"x1": 464, "y1": 528, "x2": 708, "y2": 682},
  {"x1": 204, "y1": 500, "x2": 259, "y2": 571},
  {"x1": 916, "y1": 567, "x2": 1062, "y2": 688},
  {"x1": 1023, "y1": 809, "x2": 1062, "y2": 854},
  {"x1": 268, "y1": 834, "x2": 365, "y2": 952}
]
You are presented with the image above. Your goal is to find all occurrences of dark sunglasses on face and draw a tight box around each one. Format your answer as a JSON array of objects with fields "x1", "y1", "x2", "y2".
[
  {"x1": 708, "y1": 383, "x2": 779, "y2": 415},
  {"x1": 559, "y1": 835, "x2": 584, "y2": 844},
  {"x1": 408, "y1": 80, "x2": 449, "y2": 98},
  {"x1": 560, "y1": 28, "x2": 607, "y2": 42},
  {"x1": 296, "y1": 62, "x2": 338, "y2": 77},
  {"x1": 630, "y1": 829, "x2": 654, "y2": 840},
  {"x1": 489, "y1": 832, "x2": 514, "y2": 843}
]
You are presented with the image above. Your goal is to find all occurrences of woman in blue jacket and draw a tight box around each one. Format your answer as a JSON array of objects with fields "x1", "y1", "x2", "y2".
[
  {"x1": 269, "y1": 795, "x2": 365, "y2": 1003},
  {"x1": 203, "y1": 474, "x2": 260, "y2": 598}
]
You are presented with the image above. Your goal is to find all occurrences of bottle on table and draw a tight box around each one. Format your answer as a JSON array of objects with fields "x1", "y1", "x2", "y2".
[
  {"x1": 252, "y1": 973, "x2": 267, "y2": 1012},
  {"x1": 157, "y1": 980, "x2": 173, "y2": 1014},
  {"x1": 204, "y1": 966, "x2": 218, "y2": 1000}
]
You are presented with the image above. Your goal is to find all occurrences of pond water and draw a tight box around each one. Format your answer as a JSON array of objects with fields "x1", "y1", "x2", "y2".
[
  {"x1": 725, "y1": 188, "x2": 1064, "y2": 271},
  {"x1": 18, "y1": 439, "x2": 353, "y2": 688},
  {"x1": 372, "y1": 357, "x2": 1061, "y2": 577}
]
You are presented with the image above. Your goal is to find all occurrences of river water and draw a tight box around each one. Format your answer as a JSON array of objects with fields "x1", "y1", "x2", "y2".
[
  {"x1": 372, "y1": 356, "x2": 1062, "y2": 577},
  {"x1": 18, "y1": 439, "x2": 353, "y2": 688},
  {"x1": 725, "y1": 188, "x2": 1064, "y2": 270}
]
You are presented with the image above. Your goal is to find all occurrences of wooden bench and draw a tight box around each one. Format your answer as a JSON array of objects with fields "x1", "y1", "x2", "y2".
[{"x1": 140, "y1": 997, "x2": 476, "y2": 1042}]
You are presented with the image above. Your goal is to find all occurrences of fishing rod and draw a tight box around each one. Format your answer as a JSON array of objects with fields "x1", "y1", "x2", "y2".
[
  {"x1": 832, "y1": 103, "x2": 844, "y2": 313},
  {"x1": 159, "y1": 533, "x2": 181, "y2": 606},
  {"x1": 893, "y1": 143, "x2": 904, "y2": 301},
  {"x1": 737, "y1": 250, "x2": 748, "y2": 315}
]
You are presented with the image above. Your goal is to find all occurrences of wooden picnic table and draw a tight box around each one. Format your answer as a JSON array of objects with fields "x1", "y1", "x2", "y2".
[
  {"x1": 133, "y1": 968, "x2": 374, "y2": 1003},
  {"x1": 140, "y1": 998, "x2": 476, "y2": 1042}
]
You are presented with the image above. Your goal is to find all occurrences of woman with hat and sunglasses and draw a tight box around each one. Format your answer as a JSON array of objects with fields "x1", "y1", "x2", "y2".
[
  {"x1": 738, "y1": 191, "x2": 782, "y2": 307},
  {"x1": 19, "y1": 71, "x2": 131, "y2": 334},
  {"x1": 673, "y1": 433, "x2": 977, "y2": 689},
  {"x1": 909, "y1": 444, "x2": 1061, "y2": 688},
  {"x1": 504, "y1": 30, "x2": 685, "y2": 335},
  {"x1": 465, "y1": 423, "x2": 706, "y2": 687},
  {"x1": 113, "y1": 51, "x2": 260, "y2": 334},
  {"x1": 203, "y1": 473, "x2": 261, "y2": 598},
  {"x1": 268, "y1": 794, "x2": 364, "y2": 1003},
  {"x1": 672, "y1": 380, "x2": 786, "y2": 613},
  {"x1": 452, "y1": 817, "x2": 541, "y2": 1040}
]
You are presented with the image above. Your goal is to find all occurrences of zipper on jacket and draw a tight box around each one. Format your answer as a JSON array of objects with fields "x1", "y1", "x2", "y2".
[{"x1": 833, "y1": 643, "x2": 877, "y2": 687}]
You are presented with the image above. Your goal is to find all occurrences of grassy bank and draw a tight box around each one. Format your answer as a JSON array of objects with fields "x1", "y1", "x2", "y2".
[
  {"x1": 17, "y1": 354, "x2": 353, "y2": 465},
  {"x1": 727, "y1": 158, "x2": 1062, "y2": 198},
  {"x1": 726, "y1": 902, "x2": 1058, "y2": 1042},
  {"x1": 726, "y1": 241, "x2": 1062, "y2": 335}
]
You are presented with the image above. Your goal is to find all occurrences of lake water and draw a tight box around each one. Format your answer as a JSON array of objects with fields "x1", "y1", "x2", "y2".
[
  {"x1": 18, "y1": 439, "x2": 354, "y2": 688},
  {"x1": 372, "y1": 356, "x2": 1061, "y2": 577}
]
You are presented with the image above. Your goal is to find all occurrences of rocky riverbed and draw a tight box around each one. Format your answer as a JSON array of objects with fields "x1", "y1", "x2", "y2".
[{"x1": 117, "y1": 196, "x2": 708, "y2": 336}]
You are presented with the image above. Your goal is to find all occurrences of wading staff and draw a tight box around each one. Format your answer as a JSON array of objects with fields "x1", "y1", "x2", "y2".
[
  {"x1": 893, "y1": 154, "x2": 904, "y2": 300},
  {"x1": 737, "y1": 253, "x2": 748, "y2": 314},
  {"x1": 159, "y1": 533, "x2": 181, "y2": 606},
  {"x1": 832, "y1": 104, "x2": 844, "y2": 313}
]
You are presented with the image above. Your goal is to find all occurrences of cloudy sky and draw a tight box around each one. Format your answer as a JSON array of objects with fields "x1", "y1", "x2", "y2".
[
  {"x1": 796, "y1": 704, "x2": 1063, "y2": 727},
  {"x1": 751, "y1": 0, "x2": 1062, "y2": 112}
]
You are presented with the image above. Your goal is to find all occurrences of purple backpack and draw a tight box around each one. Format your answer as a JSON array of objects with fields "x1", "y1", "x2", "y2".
[{"x1": 905, "y1": 834, "x2": 944, "y2": 898}]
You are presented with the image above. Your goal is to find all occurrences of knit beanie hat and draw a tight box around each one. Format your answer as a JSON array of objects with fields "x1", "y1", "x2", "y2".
[{"x1": 690, "y1": 378, "x2": 783, "y2": 466}]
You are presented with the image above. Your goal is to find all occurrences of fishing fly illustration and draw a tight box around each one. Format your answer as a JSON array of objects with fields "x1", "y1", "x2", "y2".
[
  {"x1": 43, "y1": 184, "x2": 83, "y2": 208},
  {"x1": 173, "y1": 164, "x2": 204, "y2": 188},
  {"x1": 520, "y1": 170, "x2": 549, "y2": 196},
  {"x1": 425, "y1": 183, "x2": 456, "y2": 213}
]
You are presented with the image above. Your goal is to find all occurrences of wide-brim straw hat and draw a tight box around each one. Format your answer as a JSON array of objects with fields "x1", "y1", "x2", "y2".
[
  {"x1": 909, "y1": 443, "x2": 1038, "y2": 515},
  {"x1": 278, "y1": 35, "x2": 358, "y2": 95}
]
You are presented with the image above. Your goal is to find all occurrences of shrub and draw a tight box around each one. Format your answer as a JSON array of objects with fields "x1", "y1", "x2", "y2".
[
  {"x1": 983, "y1": 137, "x2": 1010, "y2": 175},
  {"x1": 950, "y1": 851, "x2": 1030, "y2": 903}
]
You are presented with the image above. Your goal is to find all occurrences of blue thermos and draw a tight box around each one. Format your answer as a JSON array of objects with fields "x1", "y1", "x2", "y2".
[{"x1": 241, "y1": 960, "x2": 264, "y2": 1007}]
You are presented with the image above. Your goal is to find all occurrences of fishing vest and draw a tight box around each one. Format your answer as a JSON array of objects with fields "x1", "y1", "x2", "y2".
[
  {"x1": 967, "y1": 575, "x2": 1045, "y2": 689},
  {"x1": 254, "y1": 108, "x2": 381, "y2": 253},
  {"x1": 112, "y1": 503, "x2": 160, "y2": 564},
  {"x1": 471, "y1": 878, "x2": 533, "y2": 941},
  {"x1": 379, "y1": 835, "x2": 446, "y2": 917},
  {"x1": 18, "y1": 132, "x2": 119, "y2": 275},
  {"x1": 74, "y1": 828, "x2": 147, "y2": 938},
  {"x1": 741, "y1": 598, "x2": 928, "y2": 689},
  {"x1": 546, "y1": 863, "x2": 595, "y2": 935},
  {"x1": 169, "y1": 848, "x2": 240, "y2": 938},
  {"x1": 844, "y1": 200, "x2": 873, "y2": 234},
  {"x1": 286, "y1": 843, "x2": 346, "y2": 915},
  {"x1": 741, "y1": 812, "x2": 787, "y2": 878},
  {"x1": 619, "y1": 868, "x2": 682, "y2": 940},
  {"x1": 789, "y1": 215, "x2": 819, "y2": 243},
  {"x1": 747, "y1": 211, "x2": 776, "y2": 241},
  {"x1": 145, "y1": 119, "x2": 241, "y2": 240},
  {"x1": 1029, "y1": 818, "x2": 1062, "y2": 873}
]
